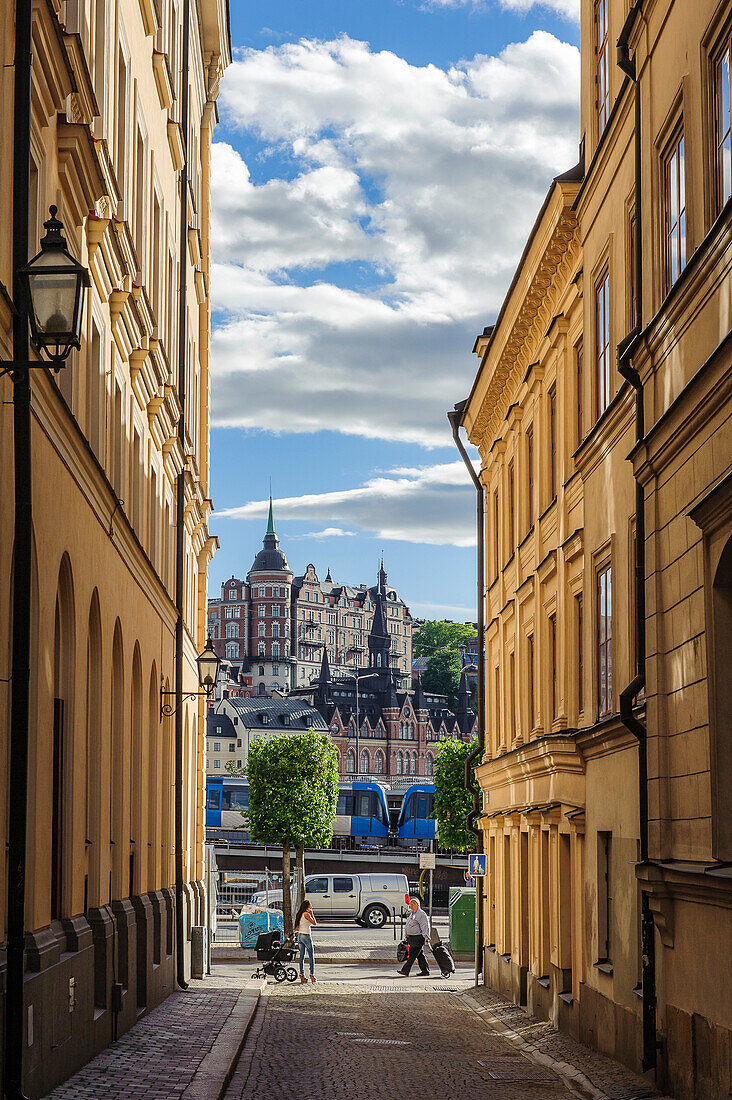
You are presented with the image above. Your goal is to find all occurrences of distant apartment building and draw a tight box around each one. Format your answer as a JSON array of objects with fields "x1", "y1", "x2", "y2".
[{"x1": 208, "y1": 503, "x2": 414, "y2": 696}]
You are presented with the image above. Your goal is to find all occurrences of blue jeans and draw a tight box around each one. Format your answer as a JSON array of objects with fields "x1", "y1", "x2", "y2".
[{"x1": 298, "y1": 933, "x2": 314, "y2": 975}]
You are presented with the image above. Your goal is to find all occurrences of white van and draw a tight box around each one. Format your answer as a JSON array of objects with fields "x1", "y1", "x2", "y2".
[{"x1": 251, "y1": 872, "x2": 409, "y2": 928}]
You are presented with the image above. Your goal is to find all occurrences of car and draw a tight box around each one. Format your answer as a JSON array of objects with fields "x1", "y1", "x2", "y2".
[{"x1": 251, "y1": 872, "x2": 410, "y2": 928}]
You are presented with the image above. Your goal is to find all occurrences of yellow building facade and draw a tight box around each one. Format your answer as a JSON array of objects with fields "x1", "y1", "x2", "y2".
[
  {"x1": 462, "y1": 0, "x2": 732, "y2": 1094},
  {"x1": 0, "y1": 0, "x2": 229, "y2": 1093}
]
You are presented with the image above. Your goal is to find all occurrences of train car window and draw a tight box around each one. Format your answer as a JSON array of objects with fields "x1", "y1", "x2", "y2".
[
  {"x1": 356, "y1": 793, "x2": 371, "y2": 818},
  {"x1": 333, "y1": 877, "x2": 353, "y2": 893},
  {"x1": 207, "y1": 790, "x2": 220, "y2": 810},
  {"x1": 417, "y1": 796, "x2": 427, "y2": 818},
  {"x1": 222, "y1": 789, "x2": 249, "y2": 811},
  {"x1": 336, "y1": 792, "x2": 353, "y2": 816},
  {"x1": 306, "y1": 878, "x2": 328, "y2": 893}
]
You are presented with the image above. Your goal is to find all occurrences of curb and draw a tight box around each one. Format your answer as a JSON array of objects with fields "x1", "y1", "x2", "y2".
[
  {"x1": 181, "y1": 977, "x2": 266, "y2": 1100},
  {"x1": 460, "y1": 989, "x2": 661, "y2": 1100}
]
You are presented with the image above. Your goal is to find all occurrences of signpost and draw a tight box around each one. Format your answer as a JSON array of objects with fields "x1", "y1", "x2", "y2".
[
  {"x1": 420, "y1": 844, "x2": 436, "y2": 918},
  {"x1": 468, "y1": 852, "x2": 486, "y2": 877}
]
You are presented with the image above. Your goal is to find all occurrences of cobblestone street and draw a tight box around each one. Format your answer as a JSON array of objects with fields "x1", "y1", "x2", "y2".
[{"x1": 225, "y1": 970, "x2": 662, "y2": 1100}]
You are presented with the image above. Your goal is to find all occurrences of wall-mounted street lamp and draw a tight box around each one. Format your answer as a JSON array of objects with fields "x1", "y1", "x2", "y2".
[
  {"x1": 160, "y1": 636, "x2": 221, "y2": 719},
  {"x1": 3, "y1": 198, "x2": 90, "y2": 1100},
  {"x1": 18, "y1": 206, "x2": 90, "y2": 369}
]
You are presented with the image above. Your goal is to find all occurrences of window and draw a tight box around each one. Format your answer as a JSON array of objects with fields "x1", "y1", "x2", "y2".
[
  {"x1": 213, "y1": 759, "x2": 220, "y2": 769},
  {"x1": 272, "y1": 623, "x2": 279, "y2": 638},
  {"x1": 575, "y1": 340, "x2": 584, "y2": 446},
  {"x1": 595, "y1": 270, "x2": 611, "y2": 417},
  {"x1": 258, "y1": 665, "x2": 264, "y2": 676},
  {"x1": 548, "y1": 385, "x2": 557, "y2": 501},
  {"x1": 528, "y1": 634, "x2": 535, "y2": 732},
  {"x1": 549, "y1": 614, "x2": 557, "y2": 722},
  {"x1": 333, "y1": 877, "x2": 354, "y2": 893},
  {"x1": 627, "y1": 207, "x2": 637, "y2": 327},
  {"x1": 425, "y1": 754, "x2": 433, "y2": 776},
  {"x1": 597, "y1": 563, "x2": 613, "y2": 716},
  {"x1": 258, "y1": 642, "x2": 265, "y2": 656},
  {"x1": 306, "y1": 878, "x2": 328, "y2": 895},
  {"x1": 258, "y1": 623, "x2": 265, "y2": 638},
  {"x1": 213, "y1": 743, "x2": 220, "y2": 752},
  {"x1": 508, "y1": 460, "x2": 515, "y2": 555},
  {"x1": 493, "y1": 490, "x2": 500, "y2": 576},
  {"x1": 597, "y1": 831, "x2": 613, "y2": 963},
  {"x1": 714, "y1": 42, "x2": 731, "y2": 210},
  {"x1": 272, "y1": 604, "x2": 280, "y2": 616},
  {"x1": 225, "y1": 623, "x2": 237, "y2": 638},
  {"x1": 258, "y1": 586, "x2": 265, "y2": 597},
  {"x1": 494, "y1": 665, "x2": 501, "y2": 748},
  {"x1": 508, "y1": 651, "x2": 516, "y2": 739},
  {"x1": 664, "y1": 130, "x2": 687, "y2": 291},
  {"x1": 396, "y1": 751, "x2": 403, "y2": 775},
  {"x1": 360, "y1": 750, "x2": 369, "y2": 774},
  {"x1": 272, "y1": 642, "x2": 279, "y2": 658},
  {"x1": 258, "y1": 605, "x2": 266, "y2": 617},
  {"x1": 272, "y1": 586, "x2": 280, "y2": 597},
  {"x1": 595, "y1": 0, "x2": 610, "y2": 134},
  {"x1": 526, "y1": 425, "x2": 534, "y2": 530},
  {"x1": 272, "y1": 664, "x2": 279, "y2": 676},
  {"x1": 576, "y1": 594, "x2": 584, "y2": 716},
  {"x1": 228, "y1": 743, "x2": 235, "y2": 752},
  {"x1": 226, "y1": 642, "x2": 238, "y2": 659}
]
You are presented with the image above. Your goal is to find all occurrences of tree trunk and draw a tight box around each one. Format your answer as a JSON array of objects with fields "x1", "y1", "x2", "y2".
[
  {"x1": 281, "y1": 842, "x2": 293, "y2": 939},
  {"x1": 296, "y1": 845, "x2": 306, "y2": 911}
]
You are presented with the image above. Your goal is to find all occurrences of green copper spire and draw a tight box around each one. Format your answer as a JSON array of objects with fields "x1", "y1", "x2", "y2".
[{"x1": 266, "y1": 494, "x2": 275, "y2": 536}]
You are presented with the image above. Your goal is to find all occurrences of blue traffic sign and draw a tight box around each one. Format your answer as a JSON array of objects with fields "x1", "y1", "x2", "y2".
[{"x1": 468, "y1": 852, "x2": 487, "y2": 877}]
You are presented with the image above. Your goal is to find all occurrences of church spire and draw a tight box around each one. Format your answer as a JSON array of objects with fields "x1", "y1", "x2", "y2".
[
  {"x1": 266, "y1": 493, "x2": 275, "y2": 536},
  {"x1": 368, "y1": 561, "x2": 391, "y2": 673}
]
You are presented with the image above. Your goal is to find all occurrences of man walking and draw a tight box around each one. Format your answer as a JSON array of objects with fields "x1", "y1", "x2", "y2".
[{"x1": 397, "y1": 898, "x2": 430, "y2": 977}]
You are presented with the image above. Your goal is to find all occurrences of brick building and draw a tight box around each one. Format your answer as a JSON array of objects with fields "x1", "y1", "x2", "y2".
[
  {"x1": 303, "y1": 563, "x2": 477, "y2": 782},
  {"x1": 208, "y1": 503, "x2": 414, "y2": 696}
]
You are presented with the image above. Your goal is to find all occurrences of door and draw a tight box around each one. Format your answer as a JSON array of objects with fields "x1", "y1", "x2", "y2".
[
  {"x1": 331, "y1": 875, "x2": 358, "y2": 917},
  {"x1": 304, "y1": 876, "x2": 332, "y2": 918}
]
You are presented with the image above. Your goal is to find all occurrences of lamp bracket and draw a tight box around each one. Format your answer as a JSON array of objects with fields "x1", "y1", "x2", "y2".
[{"x1": 160, "y1": 687, "x2": 213, "y2": 721}]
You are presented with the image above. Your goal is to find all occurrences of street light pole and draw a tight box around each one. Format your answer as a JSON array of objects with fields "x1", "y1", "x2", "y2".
[{"x1": 5, "y1": 3, "x2": 35, "y2": 1095}]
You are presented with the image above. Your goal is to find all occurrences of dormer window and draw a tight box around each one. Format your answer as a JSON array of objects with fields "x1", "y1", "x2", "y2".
[{"x1": 260, "y1": 714, "x2": 269, "y2": 725}]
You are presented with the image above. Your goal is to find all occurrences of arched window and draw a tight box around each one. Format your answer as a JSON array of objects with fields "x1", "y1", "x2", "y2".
[
  {"x1": 346, "y1": 750, "x2": 355, "y2": 774},
  {"x1": 396, "y1": 752, "x2": 403, "y2": 775},
  {"x1": 375, "y1": 751, "x2": 384, "y2": 774},
  {"x1": 360, "y1": 749, "x2": 369, "y2": 774},
  {"x1": 410, "y1": 753, "x2": 417, "y2": 774},
  {"x1": 258, "y1": 665, "x2": 265, "y2": 676},
  {"x1": 258, "y1": 683, "x2": 266, "y2": 696},
  {"x1": 425, "y1": 754, "x2": 433, "y2": 776},
  {"x1": 400, "y1": 721, "x2": 404, "y2": 736},
  {"x1": 52, "y1": 555, "x2": 75, "y2": 921}
]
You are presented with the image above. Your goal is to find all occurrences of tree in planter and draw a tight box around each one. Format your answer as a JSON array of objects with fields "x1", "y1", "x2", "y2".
[
  {"x1": 433, "y1": 736, "x2": 478, "y2": 852},
  {"x1": 246, "y1": 729, "x2": 339, "y2": 936}
]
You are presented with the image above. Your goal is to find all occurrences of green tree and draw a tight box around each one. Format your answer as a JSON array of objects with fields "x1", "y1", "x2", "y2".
[
  {"x1": 246, "y1": 730, "x2": 339, "y2": 936},
  {"x1": 422, "y1": 648, "x2": 463, "y2": 712},
  {"x1": 433, "y1": 736, "x2": 478, "y2": 852},
  {"x1": 412, "y1": 620, "x2": 475, "y2": 662}
]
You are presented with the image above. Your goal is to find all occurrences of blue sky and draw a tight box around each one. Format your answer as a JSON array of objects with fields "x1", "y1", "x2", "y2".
[{"x1": 208, "y1": 0, "x2": 580, "y2": 619}]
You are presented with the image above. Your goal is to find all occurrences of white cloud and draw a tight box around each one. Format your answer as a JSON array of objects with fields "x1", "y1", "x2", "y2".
[
  {"x1": 216, "y1": 461, "x2": 479, "y2": 547},
  {"x1": 423, "y1": 0, "x2": 579, "y2": 20},
  {"x1": 297, "y1": 527, "x2": 358, "y2": 539},
  {"x1": 409, "y1": 600, "x2": 476, "y2": 621},
  {"x1": 212, "y1": 33, "x2": 580, "y2": 445}
]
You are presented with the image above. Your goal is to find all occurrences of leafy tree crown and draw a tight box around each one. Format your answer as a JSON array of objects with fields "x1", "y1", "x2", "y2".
[
  {"x1": 246, "y1": 729, "x2": 339, "y2": 848},
  {"x1": 433, "y1": 736, "x2": 478, "y2": 852}
]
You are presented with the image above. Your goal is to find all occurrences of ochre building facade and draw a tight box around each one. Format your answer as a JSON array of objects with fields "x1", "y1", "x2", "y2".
[
  {"x1": 462, "y1": 0, "x2": 732, "y2": 1096},
  {"x1": 0, "y1": 0, "x2": 229, "y2": 1093}
]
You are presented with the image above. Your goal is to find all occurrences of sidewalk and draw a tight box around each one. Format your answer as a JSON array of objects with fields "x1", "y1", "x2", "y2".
[{"x1": 43, "y1": 972, "x2": 264, "y2": 1100}]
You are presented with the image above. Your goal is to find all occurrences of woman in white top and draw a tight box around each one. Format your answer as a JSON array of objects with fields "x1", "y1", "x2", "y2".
[{"x1": 294, "y1": 899, "x2": 317, "y2": 983}]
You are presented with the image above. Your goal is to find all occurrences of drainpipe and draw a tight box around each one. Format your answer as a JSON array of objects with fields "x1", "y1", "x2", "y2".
[
  {"x1": 449, "y1": 402, "x2": 485, "y2": 987},
  {"x1": 617, "y1": 4, "x2": 657, "y2": 1075},
  {"x1": 174, "y1": 0, "x2": 191, "y2": 991}
]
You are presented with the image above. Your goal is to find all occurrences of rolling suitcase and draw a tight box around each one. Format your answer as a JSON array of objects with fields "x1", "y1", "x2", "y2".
[{"x1": 431, "y1": 939, "x2": 455, "y2": 978}]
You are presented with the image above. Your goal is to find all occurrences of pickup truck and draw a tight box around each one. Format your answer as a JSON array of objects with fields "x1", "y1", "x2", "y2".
[{"x1": 251, "y1": 872, "x2": 409, "y2": 928}]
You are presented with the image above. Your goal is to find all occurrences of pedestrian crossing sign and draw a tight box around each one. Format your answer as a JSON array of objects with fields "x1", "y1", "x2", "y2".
[{"x1": 469, "y1": 853, "x2": 487, "y2": 877}]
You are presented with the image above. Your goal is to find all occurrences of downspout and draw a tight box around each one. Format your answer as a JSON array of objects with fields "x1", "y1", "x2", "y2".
[
  {"x1": 617, "y1": 6, "x2": 657, "y2": 1075},
  {"x1": 174, "y1": 0, "x2": 191, "y2": 991},
  {"x1": 4, "y1": 1, "x2": 33, "y2": 1096},
  {"x1": 449, "y1": 402, "x2": 485, "y2": 987}
]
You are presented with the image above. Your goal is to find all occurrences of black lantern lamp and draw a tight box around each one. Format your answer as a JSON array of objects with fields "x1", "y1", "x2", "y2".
[
  {"x1": 18, "y1": 205, "x2": 90, "y2": 369},
  {"x1": 161, "y1": 636, "x2": 221, "y2": 719},
  {"x1": 196, "y1": 636, "x2": 221, "y2": 691}
]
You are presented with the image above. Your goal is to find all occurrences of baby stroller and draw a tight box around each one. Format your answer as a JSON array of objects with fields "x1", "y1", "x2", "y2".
[{"x1": 252, "y1": 929, "x2": 299, "y2": 983}]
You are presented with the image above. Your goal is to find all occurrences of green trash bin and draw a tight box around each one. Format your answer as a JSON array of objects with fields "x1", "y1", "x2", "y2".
[{"x1": 449, "y1": 887, "x2": 476, "y2": 955}]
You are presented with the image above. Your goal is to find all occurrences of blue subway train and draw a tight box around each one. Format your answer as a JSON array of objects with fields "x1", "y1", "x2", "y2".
[
  {"x1": 397, "y1": 783, "x2": 436, "y2": 848},
  {"x1": 206, "y1": 776, "x2": 390, "y2": 847}
]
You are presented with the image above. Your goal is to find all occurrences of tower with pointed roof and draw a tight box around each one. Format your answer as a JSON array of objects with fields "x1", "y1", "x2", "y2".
[
  {"x1": 367, "y1": 558, "x2": 392, "y2": 681},
  {"x1": 246, "y1": 497, "x2": 294, "y2": 697}
]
